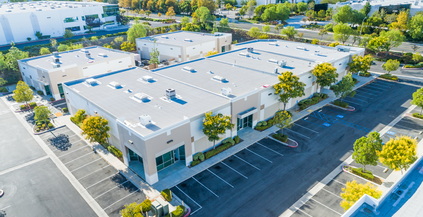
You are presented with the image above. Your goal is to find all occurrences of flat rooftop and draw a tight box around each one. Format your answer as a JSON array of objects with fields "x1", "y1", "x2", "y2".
[
  {"x1": 137, "y1": 31, "x2": 230, "y2": 47},
  {"x1": 64, "y1": 67, "x2": 229, "y2": 137},
  {"x1": 19, "y1": 46, "x2": 131, "y2": 72},
  {"x1": 0, "y1": 1, "x2": 113, "y2": 14}
]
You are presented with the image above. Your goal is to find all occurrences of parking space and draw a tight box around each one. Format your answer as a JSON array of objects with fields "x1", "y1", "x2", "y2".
[
  {"x1": 342, "y1": 79, "x2": 395, "y2": 108},
  {"x1": 38, "y1": 126, "x2": 146, "y2": 217}
]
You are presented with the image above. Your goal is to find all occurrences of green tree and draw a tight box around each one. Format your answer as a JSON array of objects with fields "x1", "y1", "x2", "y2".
[
  {"x1": 367, "y1": 36, "x2": 388, "y2": 56},
  {"x1": 378, "y1": 136, "x2": 418, "y2": 173},
  {"x1": 120, "y1": 202, "x2": 143, "y2": 217},
  {"x1": 165, "y1": 6, "x2": 176, "y2": 18},
  {"x1": 333, "y1": 23, "x2": 353, "y2": 44},
  {"x1": 34, "y1": 106, "x2": 51, "y2": 125},
  {"x1": 198, "y1": 0, "x2": 216, "y2": 14},
  {"x1": 411, "y1": 88, "x2": 423, "y2": 114},
  {"x1": 340, "y1": 181, "x2": 382, "y2": 210},
  {"x1": 219, "y1": 18, "x2": 229, "y2": 28},
  {"x1": 149, "y1": 47, "x2": 160, "y2": 65},
  {"x1": 5, "y1": 47, "x2": 29, "y2": 73},
  {"x1": 0, "y1": 78, "x2": 6, "y2": 86},
  {"x1": 140, "y1": 199, "x2": 152, "y2": 216},
  {"x1": 348, "y1": 54, "x2": 373, "y2": 74},
  {"x1": 273, "y1": 71, "x2": 306, "y2": 110},
  {"x1": 120, "y1": 41, "x2": 136, "y2": 51},
  {"x1": 318, "y1": 28, "x2": 328, "y2": 40},
  {"x1": 247, "y1": 27, "x2": 261, "y2": 38},
  {"x1": 333, "y1": 5, "x2": 355, "y2": 23},
  {"x1": 297, "y1": 2, "x2": 307, "y2": 13},
  {"x1": 57, "y1": 44, "x2": 69, "y2": 52},
  {"x1": 389, "y1": 10, "x2": 409, "y2": 31},
  {"x1": 81, "y1": 116, "x2": 110, "y2": 145},
  {"x1": 193, "y1": 6, "x2": 214, "y2": 29},
  {"x1": 352, "y1": 132, "x2": 383, "y2": 170},
  {"x1": 202, "y1": 112, "x2": 234, "y2": 149},
  {"x1": 331, "y1": 73, "x2": 355, "y2": 101},
  {"x1": 281, "y1": 26, "x2": 297, "y2": 40},
  {"x1": 273, "y1": 110, "x2": 292, "y2": 134},
  {"x1": 360, "y1": 1, "x2": 371, "y2": 16},
  {"x1": 409, "y1": 14, "x2": 423, "y2": 40},
  {"x1": 312, "y1": 62, "x2": 338, "y2": 91},
  {"x1": 275, "y1": 4, "x2": 290, "y2": 21},
  {"x1": 127, "y1": 23, "x2": 148, "y2": 44},
  {"x1": 382, "y1": 59, "x2": 400, "y2": 74},
  {"x1": 13, "y1": 81, "x2": 33, "y2": 109},
  {"x1": 63, "y1": 29, "x2": 74, "y2": 38},
  {"x1": 412, "y1": 52, "x2": 423, "y2": 63},
  {"x1": 39, "y1": 47, "x2": 51, "y2": 55},
  {"x1": 181, "y1": 16, "x2": 191, "y2": 26},
  {"x1": 379, "y1": 30, "x2": 405, "y2": 53},
  {"x1": 262, "y1": 25, "x2": 270, "y2": 33},
  {"x1": 50, "y1": 39, "x2": 58, "y2": 51},
  {"x1": 35, "y1": 31, "x2": 43, "y2": 40}
]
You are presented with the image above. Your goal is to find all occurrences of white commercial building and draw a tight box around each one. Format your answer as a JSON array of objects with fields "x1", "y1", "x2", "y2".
[
  {"x1": 330, "y1": 0, "x2": 423, "y2": 16},
  {"x1": 0, "y1": 1, "x2": 119, "y2": 45},
  {"x1": 136, "y1": 31, "x2": 232, "y2": 63},
  {"x1": 63, "y1": 39, "x2": 364, "y2": 184},
  {"x1": 18, "y1": 46, "x2": 135, "y2": 100}
]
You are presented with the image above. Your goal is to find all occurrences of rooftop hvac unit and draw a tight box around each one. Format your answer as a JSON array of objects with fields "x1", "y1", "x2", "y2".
[
  {"x1": 296, "y1": 46, "x2": 306, "y2": 50},
  {"x1": 279, "y1": 60, "x2": 287, "y2": 67},
  {"x1": 166, "y1": 88, "x2": 176, "y2": 99},
  {"x1": 52, "y1": 51, "x2": 59, "y2": 57},
  {"x1": 221, "y1": 87, "x2": 232, "y2": 96},
  {"x1": 269, "y1": 42, "x2": 279, "y2": 46},
  {"x1": 213, "y1": 75, "x2": 227, "y2": 82},
  {"x1": 142, "y1": 75, "x2": 154, "y2": 82},
  {"x1": 80, "y1": 48, "x2": 89, "y2": 53},
  {"x1": 51, "y1": 62, "x2": 60, "y2": 68},
  {"x1": 134, "y1": 93, "x2": 149, "y2": 101},
  {"x1": 109, "y1": 81, "x2": 122, "y2": 89},
  {"x1": 184, "y1": 38, "x2": 193, "y2": 42},
  {"x1": 52, "y1": 56, "x2": 60, "y2": 63},
  {"x1": 86, "y1": 52, "x2": 91, "y2": 59},
  {"x1": 247, "y1": 47, "x2": 254, "y2": 53},
  {"x1": 274, "y1": 68, "x2": 279, "y2": 74},
  {"x1": 268, "y1": 59, "x2": 278, "y2": 63},
  {"x1": 182, "y1": 66, "x2": 195, "y2": 72},
  {"x1": 98, "y1": 53, "x2": 107, "y2": 57},
  {"x1": 337, "y1": 47, "x2": 350, "y2": 52},
  {"x1": 85, "y1": 78, "x2": 98, "y2": 86},
  {"x1": 239, "y1": 52, "x2": 249, "y2": 57},
  {"x1": 139, "y1": 115, "x2": 152, "y2": 126},
  {"x1": 161, "y1": 36, "x2": 169, "y2": 39}
]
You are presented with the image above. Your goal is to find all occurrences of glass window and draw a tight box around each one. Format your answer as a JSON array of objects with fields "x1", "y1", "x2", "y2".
[{"x1": 156, "y1": 156, "x2": 163, "y2": 165}]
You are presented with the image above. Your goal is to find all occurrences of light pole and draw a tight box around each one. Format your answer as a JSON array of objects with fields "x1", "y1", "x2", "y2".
[{"x1": 359, "y1": 16, "x2": 367, "y2": 36}]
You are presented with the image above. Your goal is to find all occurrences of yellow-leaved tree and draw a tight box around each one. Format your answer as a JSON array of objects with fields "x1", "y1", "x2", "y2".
[
  {"x1": 81, "y1": 116, "x2": 110, "y2": 145},
  {"x1": 340, "y1": 180, "x2": 382, "y2": 210},
  {"x1": 378, "y1": 136, "x2": 417, "y2": 173}
]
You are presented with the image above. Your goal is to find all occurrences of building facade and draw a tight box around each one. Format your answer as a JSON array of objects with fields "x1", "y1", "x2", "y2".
[
  {"x1": 18, "y1": 46, "x2": 135, "y2": 100},
  {"x1": 136, "y1": 31, "x2": 232, "y2": 63},
  {"x1": 63, "y1": 40, "x2": 364, "y2": 184},
  {"x1": 0, "y1": 1, "x2": 119, "y2": 45}
]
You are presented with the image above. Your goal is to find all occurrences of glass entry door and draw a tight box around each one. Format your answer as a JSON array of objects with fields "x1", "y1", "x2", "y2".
[
  {"x1": 237, "y1": 114, "x2": 253, "y2": 131},
  {"x1": 128, "y1": 149, "x2": 142, "y2": 163}
]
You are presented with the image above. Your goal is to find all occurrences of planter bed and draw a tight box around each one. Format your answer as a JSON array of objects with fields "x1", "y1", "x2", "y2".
[
  {"x1": 342, "y1": 165, "x2": 383, "y2": 185},
  {"x1": 411, "y1": 113, "x2": 423, "y2": 120},
  {"x1": 297, "y1": 92, "x2": 329, "y2": 111},
  {"x1": 379, "y1": 73, "x2": 398, "y2": 81},
  {"x1": 329, "y1": 100, "x2": 355, "y2": 111},
  {"x1": 190, "y1": 136, "x2": 242, "y2": 167},
  {"x1": 270, "y1": 133, "x2": 298, "y2": 148}
]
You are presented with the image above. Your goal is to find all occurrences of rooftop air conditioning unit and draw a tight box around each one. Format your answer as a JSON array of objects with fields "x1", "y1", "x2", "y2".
[
  {"x1": 279, "y1": 60, "x2": 287, "y2": 67},
  {"x1": 85, "y1": 78, "x2": 98, "y2": 86},
  {"x1": 139, "y1": 115, "x2": 152, "y2": 126},
  {"x1": 239, "y1": 52, "x2": 248, "y2": 57},
  {"x1": 52, "y1": 57, "x2": 60, "y2": 63},
  {"x1": 182, "y1": 66, "x2": 195, "y2": 72},
  {"x1": 268, "y1": 59, "x2": 278, "y2": 63},
  {"x1": 86, "y1": 52, "x2": 91, "y2": 59},
  {"x1": 134, "y1": 93, "x2": 149, "y2": 101},
  {"x1": 247, "y1": 47, "x2": 254, "y2": 53},
  {"x1": 51, "y1": 62, "x2": 60, "y2": 68},
  {"x1": 98, "y1": 53, "x2": 107, "y2": 57},
  {"x1": 221, "y1": 87, "x2": 232, "y2": 96},
  {"x1": 296, "y1": 46, "x2": 306, "y2": 50},
  {"x1": 184, "y1": 38, "x2": 193, "y2": 42},
  {"x1": 166, "y1": 88, "x2": 176, "y2": 99},
  {"x1": 161, "y1": 36, "x2": 169, "y2": 39},
  {"x1": 142, "y1": 75, "x2": 154, "y2": 82},
  {"x1": 337, "y1": 47, "x2": 350, "y2": 52},
  {"x1": 269, "y1": 42, "x2": 279, "y2": 46},
  {"x1": 213, "y1": 75, "x2": 227, "y2": 82}
]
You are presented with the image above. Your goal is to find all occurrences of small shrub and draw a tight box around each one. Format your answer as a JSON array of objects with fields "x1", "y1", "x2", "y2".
[
  {"x1": 48, "y1": 122, "x2": 54, "y2": 129},
  {"x1": 62, "y1": 108, "x2": 68, "y2": 113},
  {"x1": 161, "y1": 189, "x2": 172, "y2": 202},
  {"x1": 379, "y1": 73, "x2": 398, "y2": 81},
  {"x1": 222, "y1": 138, "x2": 235, "y2": 146},
  {"x1": 205, "y1": 142, "x2": 232, "y2": 159},
  {"x1": 107, "y1": 145, "x2": 123, "y2": 158},
  {"x1": 359, "y1": 71, "x2": 371, "y2": 77},
  {"x1": 50, "y1": 97, "x2": 55, "y2": 101},
  {"x1": 0, "y1": 87, "x2": 8, "y2": 92},
  {"x1": 190, "y1": 160, "x2": 201, "y2": 167},
  {"x1": 37, "y1": 90, "x2": 44, "y2": 96},
  {"x1": 351, "y1": 167, "x2": 375, "y2": 180},
  {"x1": 164, "y1": 205, "x2": 185, "y2": 217},
  {"x1": 333, "y1": 100, "x2": 349, "y2": 108},
  {"x1": 412, "y1": 113, "x2": 423, "y2": 119},
  {"x1": 272, "y1": 133, "x2": 288, "y2": 143},
  {"x1": 233, "y1": 135, "x2": 241, "y2": 144},
  {"x1": 261, "y1": 121, "x2": 267, "y2": 126}
]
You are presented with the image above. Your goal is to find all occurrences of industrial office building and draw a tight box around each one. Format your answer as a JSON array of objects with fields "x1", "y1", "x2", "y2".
[
  {"x1": 18, "y1": 46, "x2": 135, "y2": 100},
  {"x1": 136, "y1": 31, "x2": 232, "y2": 63},
  {"x1": 0, "y1": 1, "x2": 119, "y2": 45},
  {"x1": 63, "y1": 39, "x2": 364, "y2": 184}
]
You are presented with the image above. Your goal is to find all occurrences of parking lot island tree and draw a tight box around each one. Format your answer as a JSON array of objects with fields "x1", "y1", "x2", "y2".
[
  {"x1": 382, "y1": 59, "x2": 400, "y2": 74},
  {"x1": 331, "y1": 73, "x2": 355, "y2": 102},
  {"x1": 34, "y1": 106, "x2": 51, "y2": 125},
  {"x1": 352, "y1": 132, "x2": 383, "y2": 171},
  {"x1": 140, "y1": 199, "x2": 152, "y2": 217},
  {"x1": 70, "y1": 109, "x2": 87, "y2": 125},
  {"x1": 340, "y1": 180, "x2": 382, "y2": 210},
  {"x1": 81, "y1": 116, "x2": 110, "y2": 145},
  {"x1": 312, "y1": 62, "x2": 338, "y2": 92},
  {"x1": 411, "y1": 88, "x2": 423, "y2": 114},
  {"x1": 348, "y1": 54, "x2": 373, "y2": 74},
  {"x1": 120, "y1": 202, "x2": 144, "y2": 217},
  {"x1": 13, "y1": 81, "x2": 33, "y2": 109},
  {"x1": 202, "y1": 112, "x2": 234, "y2": 149},
  {"x1": 273, "y1": 71, "x2": 305, "y2": 110},
  {"x1": 273, "y1": 110, "x2": 292, "y2": 135},
  {"x1": 378, "y1": 136, "x2": 418, "y2": 173}
]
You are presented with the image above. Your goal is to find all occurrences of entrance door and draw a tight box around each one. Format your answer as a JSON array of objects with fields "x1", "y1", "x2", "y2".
[
  {"x1": 44, "y1": 85, "x2": 51, "y2": 95},
  {"x1": 237, "y1": 114, "x2": 253, "y2": 130},
  {"x1": 128, "y1": 149, "x2": 142, "y2": 163}
]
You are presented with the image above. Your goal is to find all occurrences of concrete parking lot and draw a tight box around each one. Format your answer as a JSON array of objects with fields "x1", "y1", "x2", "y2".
[
  {"x1": 169, "y1": 79, "x2": 420, "y2": 217},
  {"x1": 0, "y1": 99, "x2": 96, "y2": 217},
  {"x1": 38, "y1": 126, "x2": 146, "y2": 217}
]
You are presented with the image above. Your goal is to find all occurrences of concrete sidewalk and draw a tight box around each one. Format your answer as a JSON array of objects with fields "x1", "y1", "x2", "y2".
[{"x1": 153, "y1": 74, "x2": 377, "y2": 190}]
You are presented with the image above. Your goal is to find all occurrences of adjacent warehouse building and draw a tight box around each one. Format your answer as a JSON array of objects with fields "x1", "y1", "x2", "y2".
[
  {"x1": 0, "y1": 1, "x2": 119, "y2": 45},
  {"x1": 63, "y1": 40, "x2": 364, "y2": 184},
  {"x1": 136, "y1": 31, "x2": 232, "y2": 63},
  {"x1": 18, "y1": 46, "x2": 135, "y2": 100}
]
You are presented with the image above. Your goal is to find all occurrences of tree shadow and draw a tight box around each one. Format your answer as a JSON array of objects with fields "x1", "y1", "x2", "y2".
[
  {"x1": 47, "y1": 133, "x2": 72, "y2": 151},
  {"x1": 25, "y1": 113, "x2": 35, "y2": 125}
]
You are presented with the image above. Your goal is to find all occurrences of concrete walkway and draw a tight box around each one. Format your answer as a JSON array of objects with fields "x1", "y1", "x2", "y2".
[{"x1": 153, "y1": 74, "x2": 376, "y2": 190}]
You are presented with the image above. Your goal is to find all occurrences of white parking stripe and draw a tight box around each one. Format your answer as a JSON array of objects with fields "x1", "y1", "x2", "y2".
[
  {"x1": 245, "y1": 148, "x2": 272, "y2": 163},
  {"x1": 320, "y1": 188, "x2": 342, "y2": 199},
  {"x1": 206, "y1": 169, "x2": 234, "y2": 188},
  {"x1": 77, "y1": 165, "x2": 111, "y2": 181},
  {"x1": 234, "y1": 154, "x2": 261, "y2": 171},
  {"x1": 353, "y1": 94, "x2": 373, "y2": 100},
  {"x1": 285, "y1": 128, "x2": 311, "y2": 139},
  {"x1": 64, "y1": 152, "x2": 93, "y2": 165},
  {"x1": 332, "y1": 179, "x2": 346, "y2": 186},
  {"x1": 192, "y1": 177, "x2": 219, "y2": 197},
  {"x1": 296, "y1": 208, "x2": 313, "y2": 217},
  {"x1": 86, "y1": 172, "x2": 119, "y2": 189},
  {"x1": 256, "y1": 142, "x2": 284, "y2": 157},
  {"x1": 59, "y1": 145, "x2": 89, "y2": 157},
  {"x1": 362, "y1": 86, "x2": 385, "y2": 92},
  {"x1": 174, "y1": 186, "x2": 203, "y2": 214},
  {"x1": 220, "y1": 162, "x2": 248, "y2": 179},
  {"x1": 371, "y1": 82, "x2": 393, "y2": 88},
  {"x1": 341, "y1": 99, "x2": 361, "y2": 105},
  {"x1": 95, "y1": 180, "x2": 130, "y2": 199},
  {"x1": 356, "y1": 90, "x2": 378, "y2": 96},
  {"x1": 347, "y1": 97, "x2": 368, "y2": 103},
  {"x1": 70, "y1": 158, "x2": 103, "y2": 173},
  {"x1": 103, "y1": 189, "x2": 140, "y2": 211},
  {"x1": 294, "y1": 123, "x2": 319, "y2": 134},
  {"x1": 310, "y1": 198, "x2": 342, "y2": 215}
]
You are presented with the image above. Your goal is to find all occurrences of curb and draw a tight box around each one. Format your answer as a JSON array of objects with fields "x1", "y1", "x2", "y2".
[
  {"x1": 342, "y1": 165, "x2": 384, "y2": 186},
  {"x1": 328, "y1": 103, "x2": 356, "y2": 111},
  {"x1": 34, "y1": 124, "x2": 66, "y2": 135},
  {"x1": 267, "y1": 135, "x2": 298, "y2": 148},
  {"x1": 183, "y1": 207, "x2": 191, "y2": 217}
]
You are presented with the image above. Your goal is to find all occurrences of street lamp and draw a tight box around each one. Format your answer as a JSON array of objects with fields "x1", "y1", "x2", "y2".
[{"x1": 359, "y1": 16, "x2": 368, "y2": 36}]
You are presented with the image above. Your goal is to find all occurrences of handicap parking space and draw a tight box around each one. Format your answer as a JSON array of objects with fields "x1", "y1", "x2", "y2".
[{"x1": 37, "y1": 126, "x2": 146, "y2": 217}]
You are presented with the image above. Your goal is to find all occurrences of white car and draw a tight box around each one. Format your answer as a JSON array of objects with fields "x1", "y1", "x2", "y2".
[{"x1": 0, "y1": 189, "x2": 4, "y2": 197}]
